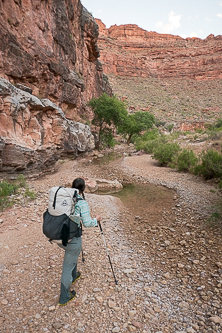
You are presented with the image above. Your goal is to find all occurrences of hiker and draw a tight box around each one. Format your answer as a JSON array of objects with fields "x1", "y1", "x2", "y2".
[{"x1": 58, "y1": 177, "x2": 101, "y2": 306}]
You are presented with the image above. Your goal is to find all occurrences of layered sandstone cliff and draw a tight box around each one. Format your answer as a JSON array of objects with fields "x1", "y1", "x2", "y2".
[
  {"x1": 0, "y1": 1, "x2": 111, "y2": 173},
  {"x1": 0, "y1": 78, "x2": 95, "y2": 173},
  {"x1": 96, "y1": 19, "x2": 222, "y2": 80}
]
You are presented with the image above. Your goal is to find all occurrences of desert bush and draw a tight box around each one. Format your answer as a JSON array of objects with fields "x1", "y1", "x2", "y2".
[
  {"x1": 143, "y1": 140, "x2": 159, "y2": 154},
  {"x1": 207, "y1": 130, "x2": 222, "y2": 141},
  {"x1": 194, "y1": 149, "x2": 222, "y2": 180},
  {"x1": 208, "y1": 118, "x2": 222, "y2": 131},
  {"x1": 153, "y1": 142, "x2": 181, "y2": 166},
  {"x1": 206, "y1": 118, "x2": 222, "y2": 141},
  {"x1": 24, "y1": 187, "x2": 37, "y2": 200},
  {"x1": 195, "y1": 128, "x2": 204, "y2": 134},
  {"x1": 155, "y1": 119, "x2": 166, "y2": 127},
  {"x1": 167, "y1": 123, "x2": 174, "y2": 132},
  {"x1": 0, "y1": 180, "x2": 19, "y2": 210},
  {"x1": 171, "y1": 148, "x2": 198, "y2": 172},
  {"x1": 140, "y1": 128, "x2": 159, "y2": 141},
  {"x1": 169, "y1": 131, "x2": 183, "y2": 140},
  {"x1": 16, "y1": 174, "x2": 26, "y2": 187},
  {"x1": 136, "y1": 132, "x2": 168, "y2": 153},
  {"x1": 0, "y1": 175, "x2": 36, "y2": 210},
  {"x1": 207, "y1": 197, "x2": 222, "y2": 227},
  {"x1": 135, "y1": 129, "x2": 159, "y2": 149}
]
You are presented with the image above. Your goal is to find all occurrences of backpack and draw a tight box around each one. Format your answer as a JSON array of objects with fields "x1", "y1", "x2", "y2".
[{"x1": 43, "y1": 186, "x2": 82, "y2": 246}]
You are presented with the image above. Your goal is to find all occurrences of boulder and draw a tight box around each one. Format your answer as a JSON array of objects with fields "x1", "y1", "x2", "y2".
[
  {"x1": 84, "y1": 178, "x2": 123, "y2": 193},
  {"x1": 96, "y1": 179, "x2": 123, "y2": 191}
]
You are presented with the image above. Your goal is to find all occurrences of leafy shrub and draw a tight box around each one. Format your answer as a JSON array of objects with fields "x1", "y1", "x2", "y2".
[
  {"x1": 135, "y1": 129, "x2": 159, "y2": 150},
  {"x1": 208, "y1": 118, "x2": 222, "y2": 131},
  {"x1": 195, "y1": 128, "x2": 204, "y2": 134},
  {"x1": 135, "y1": 132, "x2": 168, "y2": 154},
  {"x1": 16, "y1": 174, "x2": 26, "y2": 187},
  {"x1": 207, "y1": 198, "x2": 222, "y2": 227},
  {"x1": 172, "y1": 149, "x2": 198, "y2": 172},
  {"x1": 215, "y1": 118, "x2": 222, "y2": 129},
  {"x1": 140, "y1": 129, "x2": 159, "y2": 142},
  {"x1": 153, "y1": 142, "x2": 181, "y2": 166},
  {"x1": 24, "y1": 187, "x2": 36, "y2": 200},
  {"x1": 167, "y1": 123, "x2": 174, "y2": 132},
  {"x1": 141, "y1": 140, "x2": 159, "y2": 154},
  {"x1": 206, "y1": 118, "x2": 222, "y2": 140},
  {"x1": 0, "y1": 175, "x2": 36, "y2": 210},
  {"x1": 144, "y1": 136, "x2": 169, "y2": 154},
  {"x1": 169, "y1": 131, "x2": 183, "y2": 140},
  {"x1": 155, "y1": 119, "x2": 166, "y2": 127},
  {"x1": 0, "y1": 180, "x2": 19, "y2": 210},
  {"x1": 194, "y1": 149, "x2": 222, "y2": 180}
]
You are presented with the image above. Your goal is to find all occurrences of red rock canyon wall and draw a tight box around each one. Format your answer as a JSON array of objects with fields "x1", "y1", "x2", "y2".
[
  {"x1": 96, "y1": 19, "x2": 222, "y2": 80},
  {"x1": 0, "y1": 1, "x2": 111, "y2": 174}
]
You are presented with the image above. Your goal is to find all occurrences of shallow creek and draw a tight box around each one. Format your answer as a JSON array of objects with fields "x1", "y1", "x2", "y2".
[{"x1": 92, "y1": 152, "x2": 175, "y2": 225}]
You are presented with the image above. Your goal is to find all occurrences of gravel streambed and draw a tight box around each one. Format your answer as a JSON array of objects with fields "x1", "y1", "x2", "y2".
[{"x1": 0, "y1": 148, "x2": 221, "y2": 333}]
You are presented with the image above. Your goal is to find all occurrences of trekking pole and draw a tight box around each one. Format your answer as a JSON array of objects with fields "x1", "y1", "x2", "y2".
[
  {"x1": 80, "y1": 222, "x2": 85, "y2": 262},
  {"x1": 98, "y1": 221, "x2": 118, "y2": 285},
  {"x1": 81, "y1": 248, "x2": 85, "y2": 262}
]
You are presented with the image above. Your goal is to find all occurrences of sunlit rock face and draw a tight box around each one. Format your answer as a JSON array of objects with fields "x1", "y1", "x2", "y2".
[
  {"x1": 0, "y1": 78, "x2": 95, "y2": 173},
  {"x1": 0, "y1": 1, "x2": 112, "y2": 173},
  {"x1": 95, "y1": 19, "x2": 222, "y2": 80}
]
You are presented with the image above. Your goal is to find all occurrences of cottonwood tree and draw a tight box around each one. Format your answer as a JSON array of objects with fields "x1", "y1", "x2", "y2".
[
  {"x1": 118, "y1": 111, "x2": 155, "y2": 144},
  {"x1": 88, "y1": 93, "x2": 128, "y2": 150}
]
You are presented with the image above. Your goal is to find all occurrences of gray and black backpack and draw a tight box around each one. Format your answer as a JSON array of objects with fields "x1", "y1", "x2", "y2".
[{"x1": 43, "y1": 187, "x2": 82, "y2": 246}]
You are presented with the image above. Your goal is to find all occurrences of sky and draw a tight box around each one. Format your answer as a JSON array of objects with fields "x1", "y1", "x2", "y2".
[{"x1": 81, "y1": 0, "x2": 222, "y2": 39}]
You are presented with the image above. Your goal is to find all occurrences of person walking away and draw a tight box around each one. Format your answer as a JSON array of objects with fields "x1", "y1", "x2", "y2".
[{"x1": 58, "y1": 177, "x2": 100, "y2": 306}]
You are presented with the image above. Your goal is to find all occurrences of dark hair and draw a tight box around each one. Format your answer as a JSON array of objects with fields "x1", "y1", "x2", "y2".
[{"x1": 72, "y1": 178, "x2": 85, "y2": 199}]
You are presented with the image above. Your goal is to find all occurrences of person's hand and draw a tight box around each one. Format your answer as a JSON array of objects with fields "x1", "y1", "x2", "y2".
[{"x1": 96, "y1": 215, "x2": 101, "y2": 222}]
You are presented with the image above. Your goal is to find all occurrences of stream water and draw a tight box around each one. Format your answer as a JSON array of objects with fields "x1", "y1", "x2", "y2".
[
  {"x1": 93, "y1": 153, "x2": 175, "y2": 219},
  {"x1": 91, "y1": 151, "x2": 122, "y2": 166},
  {"x1": 97, "y1": 182, "x2": 174, "y2": 220}
]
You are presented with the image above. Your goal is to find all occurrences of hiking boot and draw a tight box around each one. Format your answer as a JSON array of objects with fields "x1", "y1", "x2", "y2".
[
  {"x1": 72, "y1": 271, "x2": 81, "y2": 284},
  {"x1": 59, "y1": 290, "x2": 76, "y2": 306}
]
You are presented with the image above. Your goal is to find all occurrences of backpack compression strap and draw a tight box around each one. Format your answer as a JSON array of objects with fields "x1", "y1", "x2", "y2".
[{"x1": 53, "y1": 186, "x2": 62, "y2": 209}]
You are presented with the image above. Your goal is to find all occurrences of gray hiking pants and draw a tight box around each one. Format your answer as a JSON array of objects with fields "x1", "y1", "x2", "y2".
[{"x1": 58, "y1": 236, "x2": 82, "y2": 304}]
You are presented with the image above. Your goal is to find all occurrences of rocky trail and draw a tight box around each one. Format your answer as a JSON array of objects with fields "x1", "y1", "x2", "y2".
[{"x1": 0, "y1": 145, "x2": 221, "y2": 333}]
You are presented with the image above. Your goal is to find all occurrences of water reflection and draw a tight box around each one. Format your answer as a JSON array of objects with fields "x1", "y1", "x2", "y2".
[
  {"x1": 92, "y1": 152, "x2": 122, "y2": 166},
  {"x1": 96, "y1": 183, "x2": 173, "y2": 218}
]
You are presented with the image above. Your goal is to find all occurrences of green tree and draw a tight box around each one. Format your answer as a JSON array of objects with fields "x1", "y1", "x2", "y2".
[
  {"x1": 118, "y1": 111, "x2": 155, "y2": 144},
  {"x1": 88, "y1": 93, "x2": 127, "y2": 150}
]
